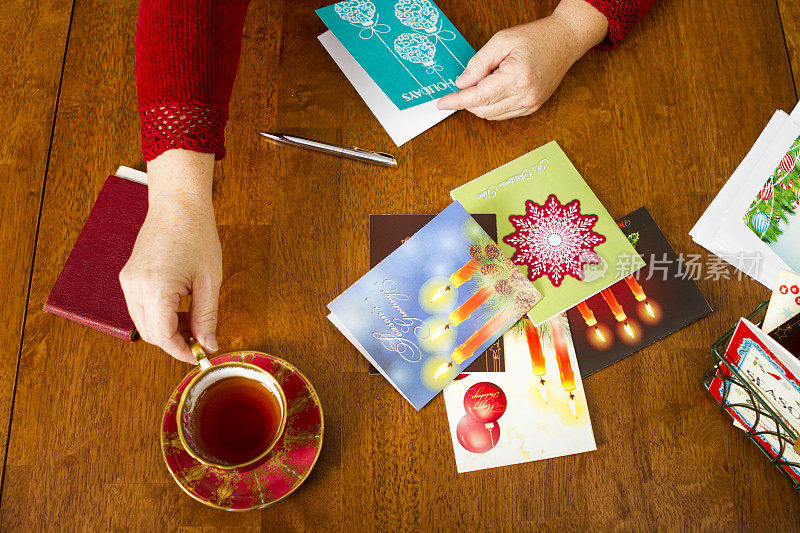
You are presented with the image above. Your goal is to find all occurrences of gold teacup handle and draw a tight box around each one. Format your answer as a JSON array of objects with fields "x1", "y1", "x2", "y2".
[{"x1": 188, "y1": 338, "x2": 213, "y2": 371}]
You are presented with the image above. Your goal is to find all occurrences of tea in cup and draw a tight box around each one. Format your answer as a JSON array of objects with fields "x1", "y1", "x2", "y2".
[{"x1": 177, "y1": 339, "x2": 288, "y2": 469}]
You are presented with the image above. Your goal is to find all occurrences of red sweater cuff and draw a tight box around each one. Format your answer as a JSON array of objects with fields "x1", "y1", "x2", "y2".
[
  {"x1": 584, "y1": 0, "x2": 657, "y2": 49},
  {"x1": 139, "y1": 100, "x2": 227, "y2": 161},
  {"x1": 136, "y1": 0, "x2": 249, "y2": 162}
]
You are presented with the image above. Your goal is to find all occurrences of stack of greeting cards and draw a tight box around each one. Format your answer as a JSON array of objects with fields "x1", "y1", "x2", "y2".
[
  {"x1": 707, "y1": 311, "x2": 800, "y2": 483},
  {"x1": 316, "y1": 0, "x2": 475, "y2": 145},
  {"x1": 691, "y1": 101, "x2": 800, "y2": 288},
  {"x1": 327, "y1": 202, "x2": 542, "y2": 410},
  {"x1": 440, "y1": 142, "x2": 644, "y2": 471},
  {"x1": 329, "y1": 141, "x2": 651, "y2": 472}
]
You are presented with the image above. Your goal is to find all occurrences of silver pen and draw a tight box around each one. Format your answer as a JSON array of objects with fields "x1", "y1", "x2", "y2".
[{"x1": 259, "y1": 132, "x2": 397, "y2": 167}]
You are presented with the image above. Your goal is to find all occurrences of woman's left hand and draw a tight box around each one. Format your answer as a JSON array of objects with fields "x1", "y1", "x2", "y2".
[{"x1": 437, "y1": 0, "x2": 608, "y2": 120}]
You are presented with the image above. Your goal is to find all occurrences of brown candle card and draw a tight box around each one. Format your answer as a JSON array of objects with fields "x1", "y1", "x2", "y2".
[
  {"x1": 565, "y1": 207, "x2": 712, "y2": 377},
  {"x1": 769, "y1": 312, "x2": 800, "y2": 357},
  {"x1": 369, "y1": 214, "x2": 505, "y2": 375},
  {"x1": 327, "y1": 202, "x2": 542, "y2": 410}
]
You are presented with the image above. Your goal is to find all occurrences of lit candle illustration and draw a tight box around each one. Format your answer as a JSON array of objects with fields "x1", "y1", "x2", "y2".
[
  {"x1": 523, "y1": 317, "x2": 548, "y2": 403},
  {"x1": 430, "y1": 287, "x2": 493, "y2": 341},
  {"x1": 431, "y1": 258, "x2": 481, "y2": 302},
  {"x1": 576, "y1": 301, "x2": 605, "y2": 342},
  {"x1": 549, "y1": 316, "x2": 577, "y2": 418},
  {"x1": 434, "y1": 310, "x2": 514, "y2": 378},
  {"x1": 601, "y1": 287, "x2": 634, "y2": 339},
  {"x1": 624, "y1": 275, "x2": 654, "y2": 318}
]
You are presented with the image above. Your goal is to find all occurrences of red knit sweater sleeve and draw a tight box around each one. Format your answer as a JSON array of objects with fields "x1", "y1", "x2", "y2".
[
  {"x1": 136, "y1": 0, "x2": 250, "y2": 161},
  {"x1": 584, "y1": 0, "x2": 657, "y2": 49}
]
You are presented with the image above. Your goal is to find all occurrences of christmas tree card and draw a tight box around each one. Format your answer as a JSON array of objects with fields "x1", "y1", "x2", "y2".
[
  {"x1": 738, "y1": 124, "x2": 800, "y2": 272},
  {"x1": 712, "y1": 118, "x2": 800, "y2": 283},
  {"x1": 368, "y1": 214, "x2": 506, "y2": 374},
  {"x1": 450, "y1": 142, "x2": 645, "y2": 326},
  {"x1": 690, "y1": 110, "x2": 793, "y2": 288},
  {"x1": 442, "y1": 314, "x2": 596, "y2": 473},
  {"x1": 316, "y1": 0, "x2": 475, "y2": 111},
  {"x1": 565, "y1": 207, "x2": 712, "y2": 377},
  {"x1": 327, "y1": 202, "x2": 543, "y2": 410}
]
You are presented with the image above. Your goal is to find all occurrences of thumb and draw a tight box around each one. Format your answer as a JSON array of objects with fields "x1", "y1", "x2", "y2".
[
  {"x1": 190, "y1": 274, "x2": 221, "y2": 353},
  {"x1": 456, "y1": 33, "x2": 510, "y2": 88}
]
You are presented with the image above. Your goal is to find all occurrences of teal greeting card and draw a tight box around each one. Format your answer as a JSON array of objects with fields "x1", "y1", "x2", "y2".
[{"x1": 317, "y1": 0, "x2": 475, "y2": 110}]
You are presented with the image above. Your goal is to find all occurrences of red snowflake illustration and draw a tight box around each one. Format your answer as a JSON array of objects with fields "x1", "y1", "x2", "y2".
[{"x1": 503, "y1": 195, "x2": 606, "y2": 286}]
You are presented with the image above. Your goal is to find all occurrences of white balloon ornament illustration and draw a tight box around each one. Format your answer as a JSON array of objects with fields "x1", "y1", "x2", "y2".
[
  {"x1": 335, "y1": 0, "x2": 376, "y2": 26},
  {"x1": 393, "y1": 0, "x2": 463, "y2": 67},
  {"x1": 394, "y1": 33, "x2": 442, "y2": 73},
  {"x1": 394, "y1": 0, "x2": 439, "y2": 33},
  {"x1": 335, "y1": 0, "x2": 390, "y2": 39}
]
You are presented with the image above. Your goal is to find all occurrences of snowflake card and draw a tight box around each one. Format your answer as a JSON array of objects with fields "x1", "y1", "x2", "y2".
[
  {"x1": 316, "y1": 0, "x2": 475, "y2": 111},
  {"x1": 367, "y1": 214, "x2": 506, "y2": 375},
  {"x1": 442, "y1": 314, "x2": 596, "y2": 473},
  {"x1": 327, "y1": 202, "x2": 542, "y2": 410},
  {"x1": 565, "y1": 207, "x2": 712, "y2": 377},
  {"x1": 450, "y1": 141, "x2": 645, "y2": 326}
]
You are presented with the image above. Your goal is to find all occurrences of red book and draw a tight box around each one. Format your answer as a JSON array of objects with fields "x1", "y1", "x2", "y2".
[{"x1": 44, "y1": 173, "x2": 148, "y2": 340}]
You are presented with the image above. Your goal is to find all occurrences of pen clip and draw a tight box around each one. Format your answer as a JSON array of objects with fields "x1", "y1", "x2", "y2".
[{"x1": 351, "y1": 146, "x2": 395, "y2": 159}]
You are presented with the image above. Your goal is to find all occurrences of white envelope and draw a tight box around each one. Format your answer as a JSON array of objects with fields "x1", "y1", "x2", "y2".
[
  {"x1": 318, "y1": 31, "x2": 455, "y2": 147},
  {"x1": 690, "y1": 111, "x2": 793, "y2": 287}
]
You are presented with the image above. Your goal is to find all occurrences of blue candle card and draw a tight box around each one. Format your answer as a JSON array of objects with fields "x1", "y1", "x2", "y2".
[
  {"x1": 316, "y1": 0, "x2": 475, "y2": 111},
  {"x1": 327, "y1": 202, "x2": 542, "y2": 410}
]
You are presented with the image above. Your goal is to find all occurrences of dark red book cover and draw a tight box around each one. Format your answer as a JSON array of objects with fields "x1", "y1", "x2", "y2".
[{"x1": 44, "y1": 175, "x2": 147, "y2": 340}]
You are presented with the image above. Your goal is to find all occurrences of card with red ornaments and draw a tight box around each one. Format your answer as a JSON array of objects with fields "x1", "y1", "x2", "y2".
[
  {"x1": 442, "y1": 313, "x2": 596, "y2": 473},
  {"x1": 451, "y1": 141, "x2": 645, "y2": 326}
]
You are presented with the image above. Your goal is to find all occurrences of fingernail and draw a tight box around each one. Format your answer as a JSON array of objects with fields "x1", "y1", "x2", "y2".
[
  {"x1": 202, "y1": 334, "x2": 219, "y2": 352},
  {"x1": 455, "y1": 74, "x2": 469, "y2": 88}
]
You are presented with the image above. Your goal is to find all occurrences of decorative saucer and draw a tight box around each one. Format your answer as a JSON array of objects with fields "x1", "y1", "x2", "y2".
[{"x1": 161, "y1": 352, "x2": 324, "y2": 511}]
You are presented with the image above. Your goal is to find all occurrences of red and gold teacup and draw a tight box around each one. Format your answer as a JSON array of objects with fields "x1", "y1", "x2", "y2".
[{"x1": 176, "y1": 339, "x2": 288, "y2": 470}]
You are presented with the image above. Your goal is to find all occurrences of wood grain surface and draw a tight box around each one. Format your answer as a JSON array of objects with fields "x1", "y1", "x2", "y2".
[
  {"x1": 0, "y1": 0, "x2": 799, "y2": 529},
  {"x1": 0, "y1": 0, "x2": 73, "y2": 479}
]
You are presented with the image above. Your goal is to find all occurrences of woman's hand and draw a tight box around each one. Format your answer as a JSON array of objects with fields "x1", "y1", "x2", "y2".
[
  {"x1": 119, "y1": 149, "x2": 222, "y2": 363},
  {"x1": 437, "y1": 0, "x2": 608, "y2": 120}
]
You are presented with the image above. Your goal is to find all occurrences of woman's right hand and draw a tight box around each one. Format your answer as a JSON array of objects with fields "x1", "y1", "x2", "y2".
[{"x1": 119, "y1": 149, "x2": 222, "y2": 363}]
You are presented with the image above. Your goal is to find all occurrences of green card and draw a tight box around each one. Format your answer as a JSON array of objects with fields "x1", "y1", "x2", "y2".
[
  {"x1": 316, "y1": 0, "x2": 475, "y2": 110},
  {"x1": 451, "y1": 141, "x2": 645, "y2": 325}
]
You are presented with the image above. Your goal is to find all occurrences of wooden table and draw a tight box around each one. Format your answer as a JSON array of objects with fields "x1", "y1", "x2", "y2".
[{"x1": 2, "y1": 0, "x2": 800, "y2": 529}]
